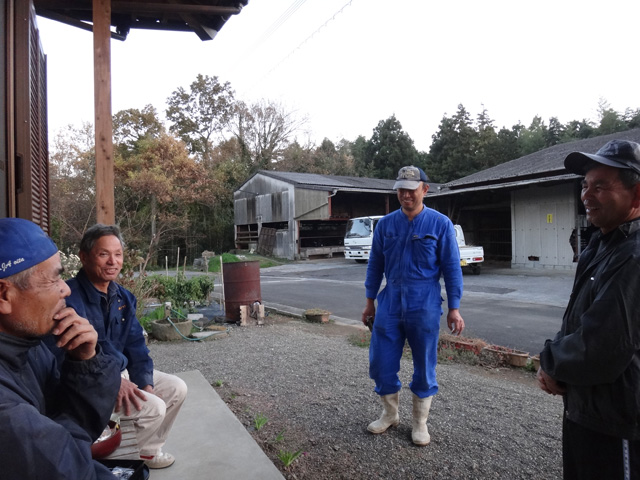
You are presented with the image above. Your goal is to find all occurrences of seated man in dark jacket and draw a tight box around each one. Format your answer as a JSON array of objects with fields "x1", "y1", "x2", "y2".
[
  {"x1": 0, "y1": 218, "x2": 121, "y2": 479},
  {"x1": 538, "y1": 139, "x2": 640, "y2": 479},
  {"x1": 46, "y1": 224, "x2": 187, "y2": 470}
]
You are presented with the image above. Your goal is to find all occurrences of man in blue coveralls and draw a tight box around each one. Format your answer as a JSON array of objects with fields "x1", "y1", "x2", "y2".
[{"x1": 362, "y1": 165, "x2": 465, "y2": 446}]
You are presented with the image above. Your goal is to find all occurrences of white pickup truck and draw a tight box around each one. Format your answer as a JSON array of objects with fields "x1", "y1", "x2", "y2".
[
  {"x1": 455, "y1": 224, "x2": 484, "y2": 275},
  {"x1": 344, "y1": 216, "x2": 484, "y2": 274}
]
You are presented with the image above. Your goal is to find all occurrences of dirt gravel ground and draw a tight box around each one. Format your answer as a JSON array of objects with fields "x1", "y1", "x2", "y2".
[{"x1": 150, "y1": 315, "x2": 564, "y2": 479}]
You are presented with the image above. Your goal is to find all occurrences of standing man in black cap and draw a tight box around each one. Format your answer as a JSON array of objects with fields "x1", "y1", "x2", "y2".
[
  {"x1": 0, "y1": 218, "x2": 121, "y2": 479},
  {"x1": 538, "y1": 139, "x2": 640, "y2": 479}
]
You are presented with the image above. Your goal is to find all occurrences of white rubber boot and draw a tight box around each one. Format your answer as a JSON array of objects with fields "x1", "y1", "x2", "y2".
[
  {"x1": 411, "y1": 394, "x2": 433, "y2": 446},
  {"x1": 367, "y1": 392, "x2": 400, "y2": 434}
]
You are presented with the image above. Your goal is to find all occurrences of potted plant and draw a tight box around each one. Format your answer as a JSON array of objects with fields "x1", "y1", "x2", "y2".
[{"x1": 304, "y1": 308, "x2": 331, "y2": 323}]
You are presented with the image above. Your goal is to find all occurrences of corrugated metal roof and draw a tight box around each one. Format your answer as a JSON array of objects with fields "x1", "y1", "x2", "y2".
[
  {"x1": 253, "y1": 170, "x2": 443, "y2": 193},
  {"x1": 444, "y1": 128, "x2": 640, "y2": 190},
  {"x1": 255, "y1": 170, "x2": 397, "y2": 191}
]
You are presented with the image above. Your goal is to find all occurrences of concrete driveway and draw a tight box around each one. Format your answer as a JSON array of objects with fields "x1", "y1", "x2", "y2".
[{"x1": 248, "y1": 259, "x2": 575, "y2": 354}]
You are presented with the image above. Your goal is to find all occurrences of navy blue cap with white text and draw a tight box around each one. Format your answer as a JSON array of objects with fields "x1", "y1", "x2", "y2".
[{"x1": 0, "y1": 218, "x2": 58, "y2": 279}]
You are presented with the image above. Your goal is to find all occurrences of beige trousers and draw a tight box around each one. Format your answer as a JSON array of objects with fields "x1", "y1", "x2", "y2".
[{"x1": 118, "y1": 370, "x2": 188, "y2": 457}]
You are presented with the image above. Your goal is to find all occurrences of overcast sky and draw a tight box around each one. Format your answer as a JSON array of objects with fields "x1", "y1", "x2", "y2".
[{"x1": 38, "y1": 0, "x2": 640, "y2": 152}]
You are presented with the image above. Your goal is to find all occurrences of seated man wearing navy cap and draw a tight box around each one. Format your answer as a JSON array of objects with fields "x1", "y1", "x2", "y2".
[
  {"x1": 538, "y1": 139, "x2": 640, "y2": 479},
  {"x1": 0, "y1": 218, "x2": 121, "y2": 479}
]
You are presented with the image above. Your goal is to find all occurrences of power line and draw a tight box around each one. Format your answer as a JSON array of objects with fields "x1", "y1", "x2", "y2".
[
  {"x1": 247, "y1": 0, "x2": 355, "y2": 92},
  {"x1": 242, "y1": 0, "x2": 310, "y2": 59}
]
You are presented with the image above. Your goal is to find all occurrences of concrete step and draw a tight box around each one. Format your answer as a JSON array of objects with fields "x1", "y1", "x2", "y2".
[{"x1": 151, "y1": 370, "x2": 283, "y2": 480}]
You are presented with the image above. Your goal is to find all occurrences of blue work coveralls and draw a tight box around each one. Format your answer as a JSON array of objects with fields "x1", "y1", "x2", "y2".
[{"x1": 365, "y1": 206, "x2": 463, "y2": 398}]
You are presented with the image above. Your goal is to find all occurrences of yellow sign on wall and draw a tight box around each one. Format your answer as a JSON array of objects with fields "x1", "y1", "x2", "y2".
[{"x1": 547, "y1": 214, "x2": 553, "y2": 223}]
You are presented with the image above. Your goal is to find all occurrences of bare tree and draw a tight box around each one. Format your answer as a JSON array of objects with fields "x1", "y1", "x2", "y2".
[{"x1": 231, "y1": 99, "x2": 306, "y2": 172}]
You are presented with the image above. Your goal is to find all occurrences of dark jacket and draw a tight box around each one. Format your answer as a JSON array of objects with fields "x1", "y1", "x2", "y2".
[
  {"x1": 62, "y1": 269, "x2": 154, "y2": 389},
  {"x1": 0, "y1": 333, "x2": 120, "y2": 479},
  {"x1": 540, "y1": 218, "x2": 640, "y2": 439}
]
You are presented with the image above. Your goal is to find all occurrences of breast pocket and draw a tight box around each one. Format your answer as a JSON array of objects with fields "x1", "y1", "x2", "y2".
[
  {"x1": 382, "y1": 232, "x2": 400, "y2": 258},
  {"x1": 413, "y1": 234, "x2": 438, "y2": 267}
]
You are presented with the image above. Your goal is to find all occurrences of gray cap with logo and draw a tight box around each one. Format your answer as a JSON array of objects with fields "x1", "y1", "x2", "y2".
[{"x1": 393, "y1": 166, "x2": 429, "y2": 190}]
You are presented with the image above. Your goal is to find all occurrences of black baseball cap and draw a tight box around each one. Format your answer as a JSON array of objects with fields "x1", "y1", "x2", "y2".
[{"x1": 564, "y1": 139, "x2": 640, "y2": 175}]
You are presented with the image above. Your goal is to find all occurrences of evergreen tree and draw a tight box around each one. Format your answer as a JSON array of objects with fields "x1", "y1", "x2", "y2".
[
  {"x1": 518, "y1": 116, "x2": 548, "y2": 155},
  {"x1": 366, "y1": 115, "x2": 420, "y2": 179},
  {"x1": 426, "y1": 105, "x2": 478, "y2": 182}
]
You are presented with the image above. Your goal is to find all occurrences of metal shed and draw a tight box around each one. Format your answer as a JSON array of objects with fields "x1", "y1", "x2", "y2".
[
  {"x1": 429, "y1": 128, "x2": 640, "y2": 270},
  {"x1": 234, "y1": 170, "x2": 407, "y2": 260}
]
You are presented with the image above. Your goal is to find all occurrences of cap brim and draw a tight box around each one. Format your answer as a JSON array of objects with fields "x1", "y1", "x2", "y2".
[
  {"x1": 393, "y1": 180, "x2": 422, "y2": 190},
  {"x1": 565, "y1": 152, "x2": 630, "y2": 175}
]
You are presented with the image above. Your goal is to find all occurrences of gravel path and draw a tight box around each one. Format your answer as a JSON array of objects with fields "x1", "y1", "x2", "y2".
[{"x1": 150, "y1": 315, "x2": 564, "y2": 479}]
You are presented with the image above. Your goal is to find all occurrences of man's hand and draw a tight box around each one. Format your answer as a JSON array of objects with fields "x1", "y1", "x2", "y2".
[
  {"x1": 52, "y1": 307, "x2": 98, "y2": 361},
  {"x1": 537, "y1": 368, "x2": 566, "y2": 395},
  {"x1": 446, "y1": 309, "x2": 465, "y2": 335},
  {"x1": 362, "y1": 299, "x2": 376, "y2": 328},
  {"x1": 115, "y1": 378, "x2": 149, "y2": 416}
]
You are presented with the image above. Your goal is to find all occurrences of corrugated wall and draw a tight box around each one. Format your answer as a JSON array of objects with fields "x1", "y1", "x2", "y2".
[
  {"x1": 234, "y1": 176, "x2": 293, "y2": 225},
  {"x1": 511, "y1": 183, "x2": 577, "y2": 269},
  {"x1": 294, "y1": 188, "x2": 329, "y2": 220}
]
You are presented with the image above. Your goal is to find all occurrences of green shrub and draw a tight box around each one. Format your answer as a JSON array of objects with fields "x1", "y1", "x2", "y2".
[{"x1": 146, "y1": 274, "x2": 214, "y2": 309}]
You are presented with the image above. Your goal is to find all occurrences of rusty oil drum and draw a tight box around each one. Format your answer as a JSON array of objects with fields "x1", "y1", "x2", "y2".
[{"x1": 222, "y1": 260, "x2": 262, "y2": 322}]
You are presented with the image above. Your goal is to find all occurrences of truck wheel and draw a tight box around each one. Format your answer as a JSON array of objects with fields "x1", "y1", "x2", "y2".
[{"x1": 471, "y1": 265, "x2": 481, "y2": 275}]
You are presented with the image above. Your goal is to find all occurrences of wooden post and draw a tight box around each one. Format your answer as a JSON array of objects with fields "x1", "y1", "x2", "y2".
[{"x1": 93, "y1": 0, "x2": 115, "y2": 224}]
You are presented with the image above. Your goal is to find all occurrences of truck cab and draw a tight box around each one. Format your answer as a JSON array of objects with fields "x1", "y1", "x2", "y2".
[
  {"x1": 345, "y1": 217, "x2": 484, "y2": 273},
  {"x1": 343, "y1": 216, "x2": 383, "y2": 262}
]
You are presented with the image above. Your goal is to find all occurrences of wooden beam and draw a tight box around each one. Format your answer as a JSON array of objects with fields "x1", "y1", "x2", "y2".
[
  {"x1": 34, "y1": 1, "x2": 242, "y2": 16},
  {"x1": 93, "y1": 0, "x2": 115, "y2": 224}
]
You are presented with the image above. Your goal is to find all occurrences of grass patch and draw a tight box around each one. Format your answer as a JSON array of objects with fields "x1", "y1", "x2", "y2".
[
  {"x1": 277, "y1": 449, "x2": 303, "y2": 468},
  {"x1": 349, "y1": 330, "x2": 371, "y2": 348},
  {"x1": 254, "y1": 413, "x2": 269, "y2": 430},
  {"x1": 438, "y1": 346, "x2": 480, "y2": 365},
  {"x1": 207, "y1": 252, "x2": 288, "y2": 272}
]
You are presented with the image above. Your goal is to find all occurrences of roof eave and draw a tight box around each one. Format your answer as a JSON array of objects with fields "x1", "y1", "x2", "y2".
[{"x1": 432, "y1": 173, "x2": 580, "y2": 197}]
